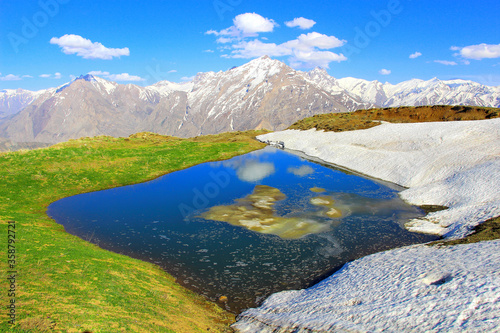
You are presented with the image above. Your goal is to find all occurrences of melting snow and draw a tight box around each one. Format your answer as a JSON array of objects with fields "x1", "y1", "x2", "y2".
[
  {"x1": 233, "y1": 119, "x2": 500, "y2": 332},
  {"x1": 234, "y1": 240, "x2": 500, "y2": 332},
  {"x1": 257, "y1": 119, "x2": 500, "y2": 239}
]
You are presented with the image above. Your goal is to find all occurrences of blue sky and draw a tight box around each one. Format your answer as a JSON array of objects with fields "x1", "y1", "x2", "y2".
[{"x1": 1, "y1": 0, "x2": 500, "y2": 91}]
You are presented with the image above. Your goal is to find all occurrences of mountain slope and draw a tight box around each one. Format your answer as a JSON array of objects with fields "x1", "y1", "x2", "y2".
[
  {"x1": 0, "y1": 88, "x2": 48, "y2": 122},
  {"x1": 1, "y1": 56, "x2": 499, "y2": 144},
  {"x1": 182, "y1": 56, "x2": 370, "y2": 136},
  {"x1": 336, "y1": 77, "x2": 500, "y2": 107},
  {"x1": 0, "y1": 57, "x2": 371, "y2": 143}
]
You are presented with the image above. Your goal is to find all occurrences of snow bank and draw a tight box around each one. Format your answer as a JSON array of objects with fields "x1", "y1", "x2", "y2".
[
  {"x1": 257, "y1": 119, "x2": 500, "y2": 239},
  {"x1": 233, "y1": 240, "x2": 500, "y2": 332},
  {"x1": 233, "y1": 119, "x2": 500, "y2": 332}
]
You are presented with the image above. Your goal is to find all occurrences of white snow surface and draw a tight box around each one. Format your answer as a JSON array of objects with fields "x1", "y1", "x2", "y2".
[
  {"x1": 257, "y1": 119, "x2": 500, "y2": 239},
  {"x1": 233, "y1": 120, "x2": 500, "y2": 333},
  {"x1": 233, "y1": 240, "x2": 500, "y2": 333}
]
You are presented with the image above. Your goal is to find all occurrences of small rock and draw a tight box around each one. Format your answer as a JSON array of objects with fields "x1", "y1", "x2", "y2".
[{"x1": 422, "y1": 271, "x2": 450, "y2": 286}]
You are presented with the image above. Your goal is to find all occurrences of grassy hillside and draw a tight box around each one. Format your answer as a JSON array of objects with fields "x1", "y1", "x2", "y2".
[
  {"x1": 289, "y1": 105, "x2": 500, "y2": 132},
  {"x1": 0, "y1": 131, "x2": 267, "y2": 332}
]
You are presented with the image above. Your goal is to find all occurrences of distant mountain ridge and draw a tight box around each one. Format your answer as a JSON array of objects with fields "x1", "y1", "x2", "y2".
[
  {"x1": 1, "y1": 56, "x2": 499, "y2": 144},
  {"x1": 0, "y1": 88, "x2": 49, "y2": 122}
]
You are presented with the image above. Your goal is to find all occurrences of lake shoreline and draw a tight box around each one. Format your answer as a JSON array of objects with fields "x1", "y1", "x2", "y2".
[
  {"x1": 48, "y1": 146, "x2": 435, "y2": 314},
  {"x1": 233, "y1": 119, "x2": 500, "y2": 332}
]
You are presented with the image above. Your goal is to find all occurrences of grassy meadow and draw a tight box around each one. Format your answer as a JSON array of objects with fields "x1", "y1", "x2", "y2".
[
  {"x1": 1, "y1": 105, "x2": 499, "y2": 332},
  {"x1": 0, "y1": 131, "x2": 267, "y2": 333}
]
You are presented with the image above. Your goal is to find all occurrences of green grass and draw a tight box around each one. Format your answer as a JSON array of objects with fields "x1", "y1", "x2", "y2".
[{"x1": 0, "y1": 131, "x2": 267, "y2": 333}]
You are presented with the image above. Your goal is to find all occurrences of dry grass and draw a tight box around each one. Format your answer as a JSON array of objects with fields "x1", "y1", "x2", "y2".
[
  {"x1": 430, "y1": 216, "x2": 500, "y2": 247},
  {"x1": 289, "y1": 105, "x2": 500, "y2": 132}
]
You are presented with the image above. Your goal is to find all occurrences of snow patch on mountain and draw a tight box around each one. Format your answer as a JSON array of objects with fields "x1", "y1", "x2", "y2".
[
  {"x1": 0, "y1": 88, "x2": 48, "y2": 119},
  {"x1": 335, "y1": 76, "x2": 500, "y2": 107},
  {"x1": 1, "y1": 56, "x2": 498, "y2": 143},
  {"x1": 93, "y1": 76, "x2": 118, "y2": 95}
]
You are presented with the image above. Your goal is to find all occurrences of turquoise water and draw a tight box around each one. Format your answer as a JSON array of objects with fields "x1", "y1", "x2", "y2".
[{"x1": 47, "y1": 147, "x2": 437, "y2": 313}]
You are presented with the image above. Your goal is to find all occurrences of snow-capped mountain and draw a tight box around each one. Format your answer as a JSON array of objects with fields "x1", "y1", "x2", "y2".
[
  {"x1": 0, "y1": 57, "x2": 371, "y2": 143},
  {"x1": 0, "y1": 88, "x2": 49, "y2": 121},
  {"x1": 1, "y1": 56, "x2": 498, "y2": 144},
  {"x1": 336, "y1": 77, "x2": 500, "y2": 107}
]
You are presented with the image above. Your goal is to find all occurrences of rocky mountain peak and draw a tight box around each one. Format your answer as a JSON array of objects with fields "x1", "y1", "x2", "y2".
[
  {"x1": 0, "y1": 57, "x2": 498, "y2": 145},
  {"x1": 77, "y1": 74, "x2": 97, "y2": 82}
]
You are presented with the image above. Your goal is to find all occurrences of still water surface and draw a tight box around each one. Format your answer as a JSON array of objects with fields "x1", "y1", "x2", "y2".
[{"x1": 48, "y1": 147, "x2": 437, "y2": 313}]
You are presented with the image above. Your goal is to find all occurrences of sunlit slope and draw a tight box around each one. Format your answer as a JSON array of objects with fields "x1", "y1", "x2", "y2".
[
  {"x1": 0, "y1": 131, "x2": 266, "y2": 333},
  {"x1": 289, "y1": 105, "x2": 500, "y2": 132}
]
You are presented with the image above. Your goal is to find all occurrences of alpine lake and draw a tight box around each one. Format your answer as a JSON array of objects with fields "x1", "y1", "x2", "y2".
[{"x1": 47, "y1": 146, "x2": 438, "y2": 313}]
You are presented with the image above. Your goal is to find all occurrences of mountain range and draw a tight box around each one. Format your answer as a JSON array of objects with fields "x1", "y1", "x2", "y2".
[{"x1": 1, "y1": 56, "x2": 499, "y2": 145}]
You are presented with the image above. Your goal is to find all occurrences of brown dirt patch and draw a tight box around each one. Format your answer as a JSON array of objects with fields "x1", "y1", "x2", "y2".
[{"x1": 289, "y1": 105, "x2": 500, "y2": 132}]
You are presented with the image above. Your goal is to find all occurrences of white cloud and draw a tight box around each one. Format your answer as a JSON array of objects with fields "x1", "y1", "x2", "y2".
[
  {"x1": 87, "y1": 71, "x2": 145, "y2": 82},
  {"x1": 434, "y1": 60, "x2": 458, "y2": 66},
  {"x1": 228, "y1": 32, "x2": 347, "y2": 68},
  {"x1": 452, "y1": 43, "x2": 500, "y2": 60},
  {"x1": 181, "y1": 76, "x2": 195, "y2": 82},
  {"x1": 22, "y1": 75, "x2": 33, "y2": 78},
  {"x1": 206, "y1": 13, "x2": 277, "y2": 42},
  {"x1": 379, "y1": 69, "x2": 391, "y2": 75},
  {"x1": 40, "y1": 72, "x2": 62, "y2": 79},
  {"x1": 0, "y1": 74, "x2": 21, "y2": 81},
  {"x1": 409, "y1": 52, "x2": 422, "y2": 59},
  {"x1": 216, "y1": 37, "x2": 234, "y2": 44},
  {"x1": 50, "y1": 34, "x2": 130, "y2": 60},
  {"x1": 285, "y1": 17, "x2": 316, "y2": 30},
  {"x1": 233, "y1": 12, "x2": 277, "y2": 36},
  {"x1": 208, "y1": 13, "x2": 347, "y2": 68},
  {"x1": 217, "y1": 45, "x2": 232, "y2": 52},
  {"x1": 287, "y1": 165, "x2": 314, "y2": 176},
  {"x1": 203, "y1": 49, "x2": 215, "y2": 53},
  {"x1": 107, "y1": 73, "x2": 144, "y2": 81},
  {"x1": 88, "y1": 70, "x2": 110, "y2": 76},
  {"x1": 284, "y1": 32, "x2": 345, "y2": 51},
  {"x1": 231, "y1": 40, "x2": 291, "y2": 58},
  {"x1": 236, "y1": 161, "x2": 275, "y2": 182},
  {"x1": 167, "y1": 69, "x2": 177, "y2": 73},
  {"x1": 290, "y1": 50, "x2": 347, "y2": 69}
]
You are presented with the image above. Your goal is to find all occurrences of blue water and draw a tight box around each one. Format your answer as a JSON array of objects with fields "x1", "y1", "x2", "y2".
[{"x1": 47, "y1": 147, "x2": 437, "y2": 313}]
